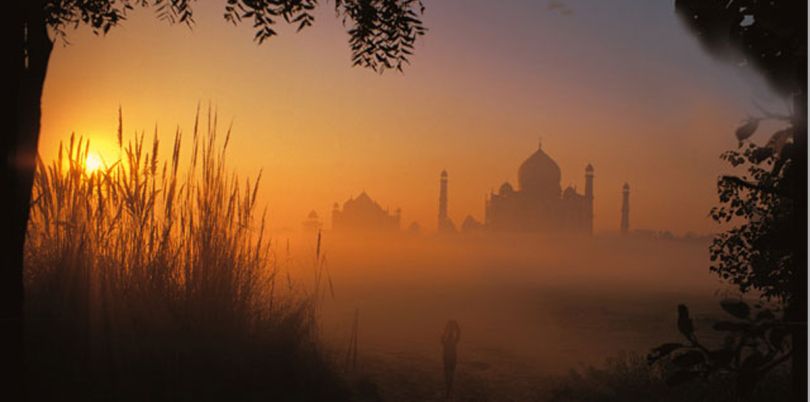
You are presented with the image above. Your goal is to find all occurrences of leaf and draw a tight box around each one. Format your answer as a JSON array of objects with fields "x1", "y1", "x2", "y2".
[
  {"x1": 735, "y1": 119, "x2": 760, "y2": 142},
  {"x1": 677, "y1": 304, "x2": 694, "y2": 339},
  {"x1": 751, "y1": 146, "x2": 773, "y2": 163},
  {"x1": 708, "y1": 349, "x2": 735, "y2": 367},
  {"x1": 754, "y1": 309, "x2": 775, "y2": 322},
  {"x1": 741, "y1": 351, "x2": 768, "y2": 371},
  {"x1": 772, "y1": 142, "x2": 794, "y2": 174},
  {"x1": 765, "y1": 127, "x2": 793, "y2": 154},
  {"x1": 720, "y1": 299, "x2": 750, "y2": 319},
  {"x1": 666, "y1": 370, "x2": 700, "y2": 386},
  {"x1": 648, "y1": 343, "x2": 684, "y2": 364},
  {"x1": 713, "y1": 320, "x2": 748, "y2": 332},
  {"x1": 769, "y1": 327, "x2": 787, "y2": 350},
  {"x1": 737, "y1": 351, "x2": 768, "y2": 397},
  {"x1": 672, "y1": 350, "x2": 705, "y2": 367}
]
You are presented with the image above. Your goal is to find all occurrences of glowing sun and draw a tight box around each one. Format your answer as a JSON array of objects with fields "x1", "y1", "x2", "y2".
[{"x1": 85, "y1": 152, "x2": 104, "y2": 174}]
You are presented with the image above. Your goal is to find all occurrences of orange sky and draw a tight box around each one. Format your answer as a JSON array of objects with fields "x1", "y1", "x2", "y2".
[{"x1": 39, "y1": 1, "x2": 788, "y2": 235}]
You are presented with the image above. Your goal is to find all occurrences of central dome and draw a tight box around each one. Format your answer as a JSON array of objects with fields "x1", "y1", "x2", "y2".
[{"x1": 518, "y1": 142, "x2": 561, "y2": 197}]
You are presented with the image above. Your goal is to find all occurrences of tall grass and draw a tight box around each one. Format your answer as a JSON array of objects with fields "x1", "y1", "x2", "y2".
[{"x1": 24, "y1": 108, "x2": 348, "y2": 401}]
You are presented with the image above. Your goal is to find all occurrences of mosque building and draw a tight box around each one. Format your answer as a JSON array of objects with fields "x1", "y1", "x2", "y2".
[
  {"x1": 323, "y1": 142, "x2": 628, "y2": 236},
  {"x1": 331, "y1": 191, "x2": 401, "y2": 233},
  {"x1": 482, "y1": 141, "x2": 594, "y2": 234},
  {"x1": 302, "y1": 210, "x2": 322, "y2": 234}
]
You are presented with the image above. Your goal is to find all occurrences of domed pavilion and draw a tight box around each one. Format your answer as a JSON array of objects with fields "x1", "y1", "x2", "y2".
[{"x1": 484, "y1": 142, "x2": 594, "y2": 234}]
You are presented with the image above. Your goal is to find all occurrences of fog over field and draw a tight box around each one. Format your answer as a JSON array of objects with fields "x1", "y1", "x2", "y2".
[{"x1": 279, "y1": 232, "x2": 728, "y2": 379}]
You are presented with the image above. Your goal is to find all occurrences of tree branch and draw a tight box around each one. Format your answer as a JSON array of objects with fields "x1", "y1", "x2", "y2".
[{"x1": 719, "y1": 175, "x2": 793, "y2": 199}]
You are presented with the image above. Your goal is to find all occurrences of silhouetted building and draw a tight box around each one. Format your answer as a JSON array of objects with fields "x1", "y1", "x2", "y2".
[
  {"x1": 484, "y1": 142, "x2": 593, "y2": 234},
  {"x1": 621, "y1": 183, "x2": 630, "y2": 235},
  {"x1": 438, "y1": 170, "x2": 456, "y2": 233},
  {"x1": 332, "y1": 191, "x2": 400, "y2": 233},
  {"x1": 461, "y1": 215, "x2": 483, "y2": 233},
  {"x1": 302, "y1": 210, "x2": 322, "y2": 233},
  {"x1": 585, "y1": 163, "x2": 594, "y2": 233}
]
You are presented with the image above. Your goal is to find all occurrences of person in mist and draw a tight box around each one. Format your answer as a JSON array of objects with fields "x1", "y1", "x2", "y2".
[{"x1": 441, "y1": 320, "x2": 461, "y2": 399}]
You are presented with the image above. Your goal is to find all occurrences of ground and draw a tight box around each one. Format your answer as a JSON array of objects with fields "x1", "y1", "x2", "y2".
[{"x1": 304, "y1": 233, "x2": 728, "y2": 401}]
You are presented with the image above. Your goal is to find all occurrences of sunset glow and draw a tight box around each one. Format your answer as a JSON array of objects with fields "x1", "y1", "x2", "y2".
[
  {"x1": 38, "y1": 1, "x2": 785, "y2": 236},
  {"x1": 13, "y1": 1, "x2": 804, "y2": 401},
  {"x1": 84, "y1": 152, "x2": 103, "y2": 174}
]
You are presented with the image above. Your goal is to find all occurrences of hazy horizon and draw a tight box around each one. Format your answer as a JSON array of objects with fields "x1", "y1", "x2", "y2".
[{"x1": 39, "y1": 0, "x2": 789, "y2": 236}]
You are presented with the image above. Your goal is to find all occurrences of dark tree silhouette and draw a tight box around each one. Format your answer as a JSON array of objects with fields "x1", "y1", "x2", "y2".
[
  {"x1": 5, "y1": 1, "x2": 425, "y2": 399},
  {"x1": 654, "y1": 1, "x2": 806, "y2": 400},
  {"x1": 710, "y1": 140, "x2": 796, "y2": 301},
  {"x1": 674, "y1": 0, "x2": 805, "y2": 97}
]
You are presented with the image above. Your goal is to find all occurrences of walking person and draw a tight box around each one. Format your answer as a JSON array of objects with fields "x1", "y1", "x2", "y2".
[{"x1": 441, "y1": 320, "x2": 461, "y2": 399}]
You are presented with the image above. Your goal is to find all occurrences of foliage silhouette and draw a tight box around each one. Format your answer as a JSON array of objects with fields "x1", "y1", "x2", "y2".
[
  {"x1": 674, "y1": 0, "x2": 805, "y2": 96},
  {"x1": 709, "y1": 141, "x2": 796, "y2": 301},
  {"x1": 652, "y1": 2, "x2": 806, "y2": 400},
  {"x1": 652, "y1": 118, "x2": 801, "y2": 399},
  {"x1": 649, "y1": 302, "x2": 791, "y2": 399}
]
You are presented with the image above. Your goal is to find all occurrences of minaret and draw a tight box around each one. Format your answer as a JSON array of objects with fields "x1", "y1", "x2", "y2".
[
  {"x1": 331, "y1": 202, "x2": 340, "y2": 231},
  {"x1": 585, "y1": 164, "x2": 594, "y2": 234},
  {"x1": 621, "y1": 183, "x2": 630, "y2": 235},
  {"x1": 438, "y1": 170, "x2": 449, "y2": 232}
]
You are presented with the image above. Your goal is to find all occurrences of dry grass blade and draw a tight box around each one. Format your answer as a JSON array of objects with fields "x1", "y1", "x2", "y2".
[{"x1": 23, "y1": 108, "x2": 349, "y2": 401}]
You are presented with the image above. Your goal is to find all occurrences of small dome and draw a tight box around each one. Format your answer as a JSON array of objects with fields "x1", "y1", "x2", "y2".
[
  {"x1": 518, "y1": 143, "x2": 561, "y2": 197},
  {"x1": 563, "y1": 185, "x2": 584, "y2": 200},
  {"x1": 461, "y1": 215, "x2": 482, "y2": 232},
  {"x1": 563, "y1": 186, "x2": 577, "y2": 197},
  {"x1": 499, "y1": 182, "x2": 514, "y2": 195},
  {"x1": 307, "y1": 210, "x2": 319, "y2": 219},
  {"x1": 344, "y1": 191, "x2": 381, "y2": 213},
  {"x1": 585, "y1": 163, "x2": 594, "y2": 172}
]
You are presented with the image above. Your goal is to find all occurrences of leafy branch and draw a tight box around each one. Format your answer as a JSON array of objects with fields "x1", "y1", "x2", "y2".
[
  {"x1": 43, "y1": 0, "x2": 426, "y2": 73},
  {"x1": 649, "y1": 301, "x2": 791, "y2": 398}
]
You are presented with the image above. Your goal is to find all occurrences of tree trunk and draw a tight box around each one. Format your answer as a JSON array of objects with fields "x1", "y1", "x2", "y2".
[
  {"x1": 789, "y1": 87, "x2": 807, "y2": 402},
  {"x1": 2, "y1": 1, "x2": 52, "y2": 400},
  {"x1": 789, "y1": 3, "x2": 807, "y2": 397}
]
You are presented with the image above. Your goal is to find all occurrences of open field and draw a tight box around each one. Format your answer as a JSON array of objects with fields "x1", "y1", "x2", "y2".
[{"x1": 306, "y1": 233, "x2": 735, "y2": 400}]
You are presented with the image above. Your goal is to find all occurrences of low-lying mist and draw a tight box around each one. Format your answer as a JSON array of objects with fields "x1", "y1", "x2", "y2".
[{"x1": 281, "y1": 231, "x2": 725, "y2": 375}]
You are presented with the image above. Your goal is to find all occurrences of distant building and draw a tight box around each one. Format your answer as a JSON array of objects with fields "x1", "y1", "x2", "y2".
[
  {"x1": 483, "y1": 142, "x2": 594, "y2": 234},
  {"x1": 302, "y1": 210, "x2": 322, "y2": 234},
  {"x1": 437, "y1": 170, "x2": 456, "y2": 233},
  {"x1": 407, "y1": 221, "x2": 422, "y2": 235},
  {"x1": 621, "y1": 183, "x2": 630, "y2": 235},
  {"x1": 332, "y1": 191, "x2": 400, "y2": 233},
  {"x1": 461, "y1": 215, "x2": 483, "y2": 233}
]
